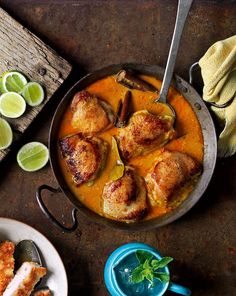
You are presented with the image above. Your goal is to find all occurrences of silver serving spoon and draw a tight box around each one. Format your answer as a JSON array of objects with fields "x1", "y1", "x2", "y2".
[
  {"x1": 155, "y1": 0, "x2": 193, "y2": 120},
  {"x1": 14, "y1": 240, "x2": 42, "y2": 270}
]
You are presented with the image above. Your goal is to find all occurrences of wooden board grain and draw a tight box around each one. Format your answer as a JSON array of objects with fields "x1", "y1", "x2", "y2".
[{"x1": 0, "y1": 7, "x2": 72, "y2": 161}]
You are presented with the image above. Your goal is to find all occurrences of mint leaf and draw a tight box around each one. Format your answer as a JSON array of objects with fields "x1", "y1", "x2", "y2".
[
  {"x1": 151, "y1": 257, "x2": 173, "y2": 270},
  {"x1": 141, "y1": 268, "x2": 154, "y2": 285},
  {"x1": 136, "y1": 250, "x2": 153, "y2": 264},
  {"x1": 141, "y1": 268, "x2": 151, "y2": 277},
  {"x1": 151, "y1": 259, "x2": 159, "y2": 269},
  {"x1": 131, "y1": 265, "x2": 144, "y2": 283},
  {"x1": 143, "y1": 259, "x2": 151, "y2": 269},
  {"x1": 146, "y1": 273, "x2": 154, "y2": 284},
  {"x1": 131, "y1": 272, "x2": 144, "y2": 283},
  {"x1": 132, "y1": 252, "x2": 172, "y2": 286},
  {"x1": 154, "y1": 272, "x2": 170, "y2": 283}
]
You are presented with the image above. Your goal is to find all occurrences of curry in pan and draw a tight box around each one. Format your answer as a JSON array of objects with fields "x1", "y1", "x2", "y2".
[{"x1": 58, "y1": 72, "x2": 203, "y2": 223}]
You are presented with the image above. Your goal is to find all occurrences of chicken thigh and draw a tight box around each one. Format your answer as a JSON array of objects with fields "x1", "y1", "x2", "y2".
[
  {"x1": 59, "y1": 134, "x2": 108, "y2": 186},
  {"x1": 102, "y1": 167, "x2": 147, "y2": 221},
  {"x1": 117, "y1": 110, "x2": 175, "y2": 160},
  {"x1": 71, "y1": 90, "x2": 114, "y2": 134},
  {"x1": 145, "y1": 150, "x2": 201, "y2": 207}
]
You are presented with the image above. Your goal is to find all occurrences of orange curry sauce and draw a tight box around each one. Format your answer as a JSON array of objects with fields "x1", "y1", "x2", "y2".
[{"x1": 58, "y1": 75, "x2": 204, "y2": 221}]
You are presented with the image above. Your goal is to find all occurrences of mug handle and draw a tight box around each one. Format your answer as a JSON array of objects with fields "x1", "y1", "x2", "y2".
[{"x1": 168, "y1": 281, "x2": 191, "y2": 296}]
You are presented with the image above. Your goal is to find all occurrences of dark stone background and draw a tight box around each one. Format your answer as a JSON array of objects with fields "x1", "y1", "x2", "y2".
[{"x1": 0, "y1": 1, "x2": 236, "y2": 295}]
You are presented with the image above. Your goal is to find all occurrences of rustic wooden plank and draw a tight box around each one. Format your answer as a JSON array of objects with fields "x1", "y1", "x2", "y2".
[{"x1": 0, "y1": 7, "x2": 72, "y2": 161}]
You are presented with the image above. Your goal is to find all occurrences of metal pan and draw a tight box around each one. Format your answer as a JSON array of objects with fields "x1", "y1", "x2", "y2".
[{"x1": 36, "y1": 63, "x2": 217, "y2": 232}]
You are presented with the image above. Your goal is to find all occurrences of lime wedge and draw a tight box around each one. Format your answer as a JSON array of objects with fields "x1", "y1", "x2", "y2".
[
  {"x1": 0, "y1": 71, "x2": 27, "y2": 93},
  {"x1": 0, "y1": 92, "x2": 26, "y2": 118},
  {"x1": 22, "y1": 82, "x2": 44, "y2": 106},
  {"x1": 0, "y1": 118, "x2": 13, "y2": 150},
  {"x1": 17, "y1": 142, "x2": 49, "y2": 172}
]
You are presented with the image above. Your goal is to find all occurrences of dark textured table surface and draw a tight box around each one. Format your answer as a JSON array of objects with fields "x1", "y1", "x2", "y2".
[{"x1": 0, "y1": 1, "x2": 236, "y2": 295}]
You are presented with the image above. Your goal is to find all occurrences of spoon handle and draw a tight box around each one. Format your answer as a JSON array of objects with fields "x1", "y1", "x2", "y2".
[{"x1": 158, "y1": 0, "x2": 193, "y2": 103}]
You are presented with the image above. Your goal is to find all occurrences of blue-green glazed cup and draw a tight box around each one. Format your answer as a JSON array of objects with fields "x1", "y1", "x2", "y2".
[{"x1": 104, "y1": 242, "x2": 191, "y2": 296}]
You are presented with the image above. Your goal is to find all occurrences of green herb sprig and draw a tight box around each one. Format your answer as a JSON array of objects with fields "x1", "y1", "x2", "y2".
[{"x1": 131, "y1": 250, "x2": 173, "y2": 286}]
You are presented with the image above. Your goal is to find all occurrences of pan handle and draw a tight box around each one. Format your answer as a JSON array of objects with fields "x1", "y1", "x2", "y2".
[
  {"x1": 188, "y1": 61, "x2": 199, "y2": 85},
  {"x1": 188, "y1": 62, "x2": 233, "y2": 108},
  {"x1": 36, "y1": 184, "x2": 78, "y2": 233}
]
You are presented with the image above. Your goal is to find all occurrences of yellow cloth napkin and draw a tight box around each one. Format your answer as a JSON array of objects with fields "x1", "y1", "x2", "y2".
[{"x1": 199, "y1": 35, "x2": 236, "y2": 157}]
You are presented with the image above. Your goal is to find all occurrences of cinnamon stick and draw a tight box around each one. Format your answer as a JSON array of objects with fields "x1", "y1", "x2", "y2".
[
  {"x1": 116, "y1": 91, "x2": 131, "y2": 128},
  {"x1": 116, "y1": 70, "x2": 158, "y2": 92},
  {"x1": 114, "y1": 99, "x2": 122, "y2": 126}
]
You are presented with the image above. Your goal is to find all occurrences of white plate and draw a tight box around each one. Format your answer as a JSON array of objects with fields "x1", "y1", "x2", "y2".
[{"x1": 0, "y1": 217, "x2": 68, "y2": 296}]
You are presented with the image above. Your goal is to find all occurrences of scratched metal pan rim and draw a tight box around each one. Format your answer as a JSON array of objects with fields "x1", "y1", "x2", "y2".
[{"x1": 36, "y1": 63, "x2": 217, "y2": 232}]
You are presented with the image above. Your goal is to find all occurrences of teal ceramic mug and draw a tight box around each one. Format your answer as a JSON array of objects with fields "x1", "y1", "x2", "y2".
[{"x1": 104, "y1": 242, "x2": 191, "y2": 296}]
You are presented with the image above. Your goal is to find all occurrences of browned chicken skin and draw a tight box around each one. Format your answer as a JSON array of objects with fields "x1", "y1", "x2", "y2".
[
  {"x1": 59, "y1": 134, "x2": 108, "y2": 186},
  {"x1": 117, "y1": 110, "x2": 175, "y2": 160},
  {"x1": 71, "y1": 90, "x2": 114, "y2": 134},
  {"x1": 0, "y1": 241, "x2": 15, "y2": 295},
  {"x1": 33, "y1": 288, "x2": 51, "y2": 296},
  {"x1": 102, "y1": 167, "x2": 147, "y2": 221},
  {"x1": 145, "y1": 150, "x2": 201, "y2": 206}
]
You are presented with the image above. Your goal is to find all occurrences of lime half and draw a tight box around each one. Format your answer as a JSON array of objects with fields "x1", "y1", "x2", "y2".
[
  {"x1": 0, "y1": 78, "x2": 5, "y2": 94},
  {"x1": 0, "y1": 71, "x2": 27, "y2": 94},
  {"x1": 0, "y1": 92, "x2": 26, "y2": 118},
  {"x1": 17, "y1": 142, "x2": 49, "y2": 172},
  {"x1": 22, "y1": 82, "x2": 45, "y2": 106},
  {"x1": 0, "y1": 118, "x2": 13, "y2": 150}
]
